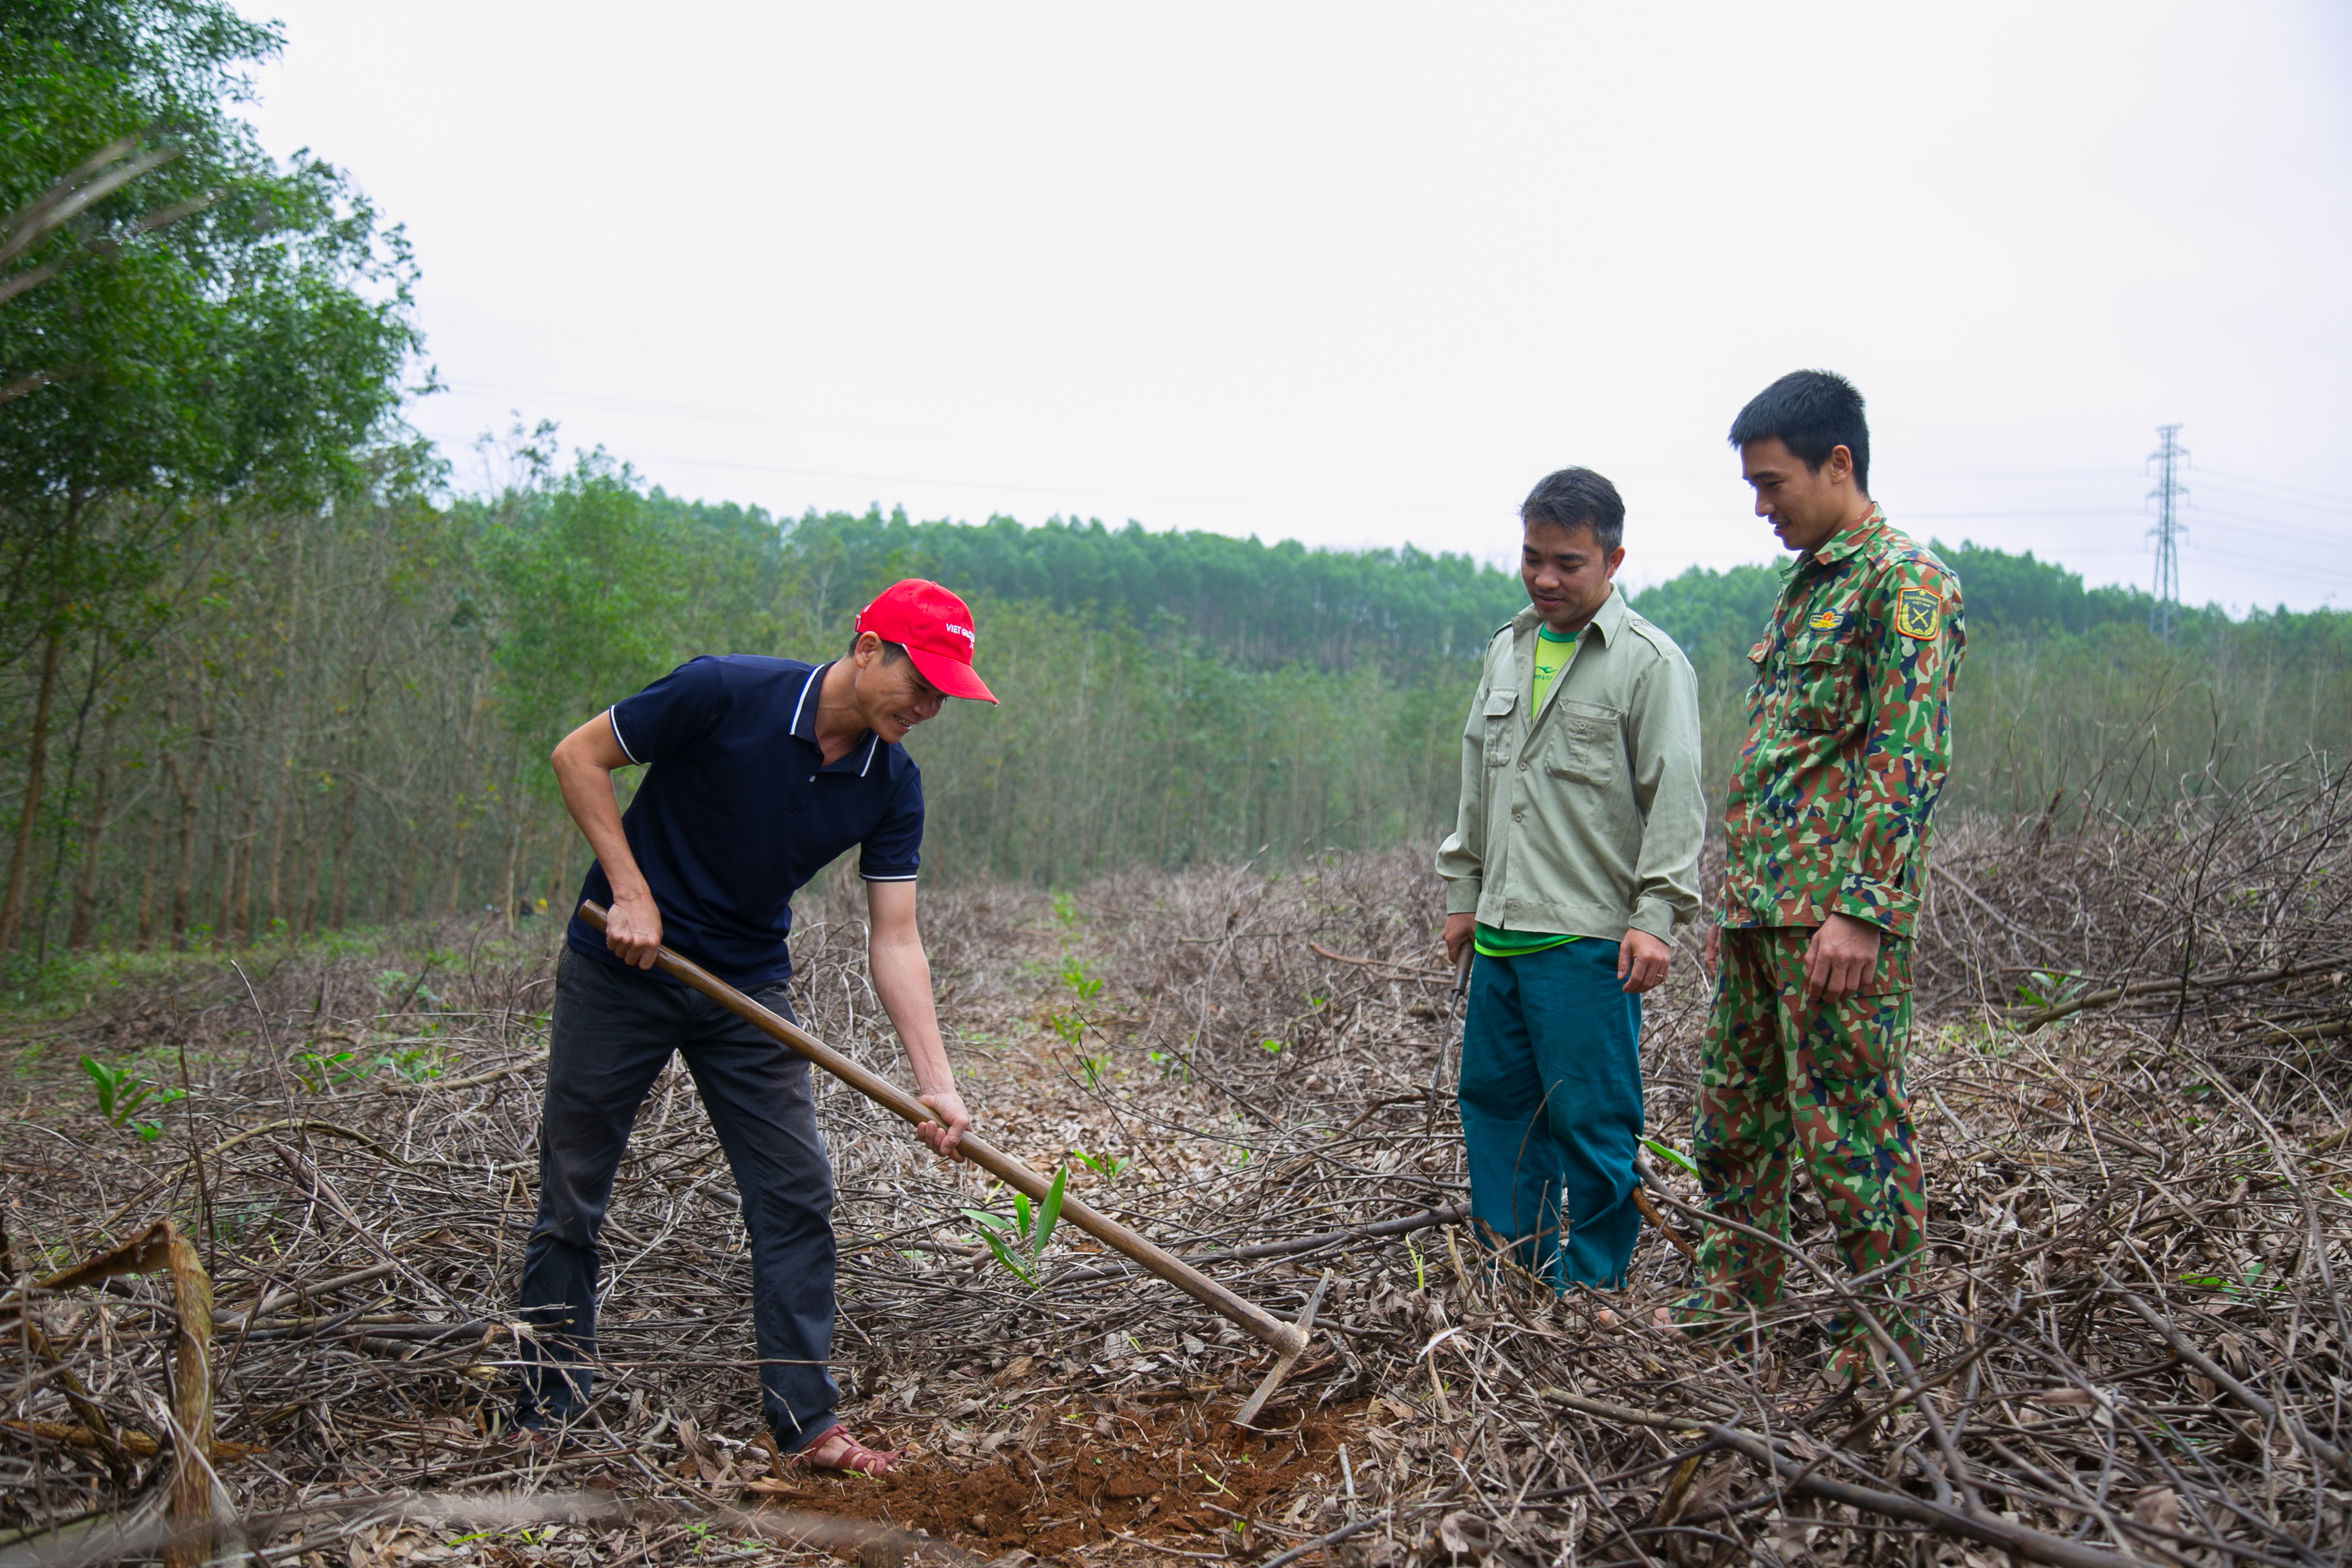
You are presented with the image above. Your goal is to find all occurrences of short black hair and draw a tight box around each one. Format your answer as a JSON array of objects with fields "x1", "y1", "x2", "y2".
[
  {"x1": 1520, "y1": 468, "x2": 1625, "y2": 554},
  {"x1": 1728, "y1": 370, "x2": 1870, "y2": 495},
  {"x1": 846, "y1": 632, "x2": 911, "y2": 664}
]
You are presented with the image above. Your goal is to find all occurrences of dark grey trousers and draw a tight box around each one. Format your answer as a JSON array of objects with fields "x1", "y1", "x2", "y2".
[{"x1": 517, "y1": 949, "x2": 840, "y2": 1449}]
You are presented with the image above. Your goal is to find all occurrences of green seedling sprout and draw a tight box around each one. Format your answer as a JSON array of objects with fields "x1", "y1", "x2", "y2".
[
  {"x1": 81, "y1": 1055, "x2": 151, "y2": 1125},
  {"x1": 962, "y1": 1166, "x2": 1069, "y2": 1287},
  {"x1": 1060, "y1": 955, "x2": 1103, "y2": 1001},
  {"x1": 2014, "y1": 969, "x2": 2085, "y2": 1008},
  {"x1": 1069, "y1": 1145, "x2": 1130, "y2": 1183},
  {"x1": 375, "y1": 1044, "x2": 443, "y2": 1083},
  {"x1": 291, "y1": 1048, "x2": 371, "y2": 1093},
  {"x1": 80, "y1": 1056, "x2": 184, "y2": 1140},
  {"x1": 1642, "y1": 1137, "x2": 1700, "y2": 1177}
]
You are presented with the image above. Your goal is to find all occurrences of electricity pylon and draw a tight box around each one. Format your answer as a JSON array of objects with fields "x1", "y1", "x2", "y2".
[{"x1": 2147, "y1": 424, "x2": 2187, "y2": 641}]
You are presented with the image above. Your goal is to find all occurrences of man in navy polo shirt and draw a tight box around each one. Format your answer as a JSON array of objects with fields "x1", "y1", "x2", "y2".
[{"x1": 515, "y1": 579, "x2": 995, "y2": 1476}]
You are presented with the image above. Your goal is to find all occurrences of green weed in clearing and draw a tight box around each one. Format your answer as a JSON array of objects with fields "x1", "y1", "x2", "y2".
[
  {"x1": 963, "y1": 1167, "x2": 1069, "y2": 1287},
  {"x1": 79, "y1": 1055, "x2": 184, "y2": 1141}
]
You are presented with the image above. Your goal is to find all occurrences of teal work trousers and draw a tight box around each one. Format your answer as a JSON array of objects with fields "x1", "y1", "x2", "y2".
[{"x1": 1457, "y1": 938, "x2": 1645, "y2": 1289}]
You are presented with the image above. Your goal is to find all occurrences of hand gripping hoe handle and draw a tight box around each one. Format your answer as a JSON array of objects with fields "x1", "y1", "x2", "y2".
[{"x1": 576, "y1": 903, "x2": 1311, "y2": 1378}]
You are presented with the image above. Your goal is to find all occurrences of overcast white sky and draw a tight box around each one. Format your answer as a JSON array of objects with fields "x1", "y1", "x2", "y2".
[{"x1": 239, "y1": 3, "x2": 2352, "y2": 610}]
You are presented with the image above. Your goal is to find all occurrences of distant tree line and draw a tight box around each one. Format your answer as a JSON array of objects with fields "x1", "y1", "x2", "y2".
[
  {"x1": 779, "y1": 509, "x2": 1524, "y2": 671},
  {"x1": 6, "y1": 452, "x2": 2343, "y2": 963}
]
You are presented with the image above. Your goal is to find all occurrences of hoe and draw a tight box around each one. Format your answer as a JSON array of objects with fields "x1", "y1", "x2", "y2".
[{"x1": 578, "y1": 902, "x2": 1320, "y2": 1424}]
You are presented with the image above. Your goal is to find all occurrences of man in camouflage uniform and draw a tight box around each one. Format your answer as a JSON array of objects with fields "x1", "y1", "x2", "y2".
[{"x1": 1669, "y1": 370, "x2": 1965, "y2": 1381}]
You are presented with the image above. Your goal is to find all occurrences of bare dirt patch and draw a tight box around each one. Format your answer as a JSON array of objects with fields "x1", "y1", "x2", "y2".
[{"x1": 729, "y1": 1395, "x2": 1360, "y2": 1559}]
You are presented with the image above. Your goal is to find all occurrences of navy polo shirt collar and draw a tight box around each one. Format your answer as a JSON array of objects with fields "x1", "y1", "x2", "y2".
[{"x1": 789, "y1": 661, "x2": 882, "y2": 777}]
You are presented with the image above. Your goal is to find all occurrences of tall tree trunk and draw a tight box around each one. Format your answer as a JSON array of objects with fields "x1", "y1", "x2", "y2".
[
  {"x1": 66, "y1": 709, "x2": 117, "y2": 949},
  {"x1": 328, "y1": 782, "x2": 356, "y2": 929},
  {"x1": 392, "y1": 836, "x2": 417, "y2": 924},
  {"x1": 213, "y1": 815, "x2": 237, "y2": 942},
  {"x1": 329, "y1": 665, "x2": 371, "y2": 930},
  {"x1": 0, "y1": 629, "x2": 65, "y2": 952},
  {"x1": 230, "y1": 791, "x2": 257, "y2": 946},
  {"x1": 444, "y1": 825, "x2": 468, "y2": 918},
  {"x1": 166, "y1": 701, "x2": 210, "y2": 950},
  {"x1": 443, "y1": 667, "x2": 482, "y2": 917},
  {"x1": 135, "y1": 800, "x2": 162, "y2": 948},
  {"x1": 295, "y1": 790, "x2": 319, "y2": 935},
  {"x1": 501, "y1": 820, "x2": 523, "y2": 933},
  {"x1": 31, "y1": 630, "x2": 110, "y2": 965},
  {"x1": 265, "y1": 514, "x2": 305, "y2": 940},
  {"x1": 264, "y1": 780, "x2": 288, "y2": 937},
  {"x1": 211, "y1": 735, "x2": 251, "y2": 943}
]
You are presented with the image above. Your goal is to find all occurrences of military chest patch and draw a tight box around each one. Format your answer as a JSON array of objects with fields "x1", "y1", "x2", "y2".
[
  {"x1": 1806, "y1": 608, "x2": 1847, "y2": 632},
  {"x1": 1896, "y1": 587, "x2": 1942, "y2": 640}
]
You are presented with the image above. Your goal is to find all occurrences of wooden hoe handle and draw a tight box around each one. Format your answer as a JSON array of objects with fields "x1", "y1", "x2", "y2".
[{"x1": 577, "y1": 903, "x2": 1308, "y2": 1357}]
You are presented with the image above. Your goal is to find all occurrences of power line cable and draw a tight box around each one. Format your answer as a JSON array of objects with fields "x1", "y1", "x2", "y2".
[
  {"x1": 2196, "y1": 469, "x2": 2352, "y2": 513},
  {"x1": 2184, "y1": 509, "x2": 2352, "y2": 551},
  {"x1": 2177, "y1": 546, "x2": 2352, "y2": 596},
  {"x1": 1902, "y1": 506, "x2": 2144, "y2": 520}
]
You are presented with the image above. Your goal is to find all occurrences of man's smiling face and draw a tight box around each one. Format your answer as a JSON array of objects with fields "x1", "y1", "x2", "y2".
[
  {"x1": 1740, "y1": 436, "x2": 1860, "y2": 554},
  {"x1": 851, "y1": 637, "x2": 945, "y2": 744},
  {"x1": 1521, "y1": 518, "x2": 1623, "y2": 635}
]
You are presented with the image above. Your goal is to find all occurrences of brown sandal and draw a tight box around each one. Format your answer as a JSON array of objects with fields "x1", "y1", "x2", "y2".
[{"x1": 793, "y1": 1426, "x2": 898, "y2": 1476}]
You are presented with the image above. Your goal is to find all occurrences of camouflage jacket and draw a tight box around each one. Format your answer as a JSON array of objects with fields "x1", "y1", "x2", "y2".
[{"x1": 1718, "y1": 511, "x2": 1965, "y2": 940}]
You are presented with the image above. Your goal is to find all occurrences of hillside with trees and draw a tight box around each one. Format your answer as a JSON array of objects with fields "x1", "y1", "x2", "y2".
[{"x1": 3, "y1": 442, "x2": 2346, "y2": 964}]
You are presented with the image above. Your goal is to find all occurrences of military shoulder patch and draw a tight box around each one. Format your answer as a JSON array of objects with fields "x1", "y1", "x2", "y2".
[{"x1": 1895, "y1": 586, "x2": 1942, "y2": 640}]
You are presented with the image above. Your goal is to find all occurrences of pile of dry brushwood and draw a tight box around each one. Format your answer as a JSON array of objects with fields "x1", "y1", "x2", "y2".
[{"x1": 3, "y1": 759, "x2": 2349, "y2": 1568}]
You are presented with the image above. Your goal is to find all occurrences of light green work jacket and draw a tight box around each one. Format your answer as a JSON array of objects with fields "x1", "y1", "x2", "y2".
[{"x1": 1436, "y1": 587, "x2": 1706, "y2": 945}]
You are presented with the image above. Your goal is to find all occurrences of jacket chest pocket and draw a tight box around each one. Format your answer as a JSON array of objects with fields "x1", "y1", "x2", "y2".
[
  {"x1": 1785, "y1": 638, "x2": 1862, "y2": 732},
  {"x1": 1543, "y1": 706, "x2": 1621, "y2": 787},
  {"x1": 1483, "y1": 689, "x2": 1518, "y2": 767}
]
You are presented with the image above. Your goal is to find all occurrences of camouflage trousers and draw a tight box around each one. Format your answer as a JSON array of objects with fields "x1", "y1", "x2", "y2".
[{"x1": 1675, "y1": 927, "x2": 1925, "y2": 1372}]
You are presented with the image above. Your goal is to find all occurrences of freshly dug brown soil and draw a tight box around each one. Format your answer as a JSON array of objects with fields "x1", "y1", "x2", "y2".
[{"x1": 732, "y1": 1393, "x2": 1360, "y2": 1559}]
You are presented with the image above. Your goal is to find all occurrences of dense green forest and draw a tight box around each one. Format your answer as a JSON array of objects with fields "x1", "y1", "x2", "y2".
[{"x1": 3, "y1": 0, "x2": 2348, "y2": 965}]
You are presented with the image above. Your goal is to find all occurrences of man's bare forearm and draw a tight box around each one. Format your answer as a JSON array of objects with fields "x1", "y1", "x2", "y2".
[
  {"x1": 553, "y1": 717, "x2": 646, "y2": 897},
  {"x1": 551, "y1": 712, "x2": 662, "y2": 966},
  {"x1": 558, "y1": 775, "x2": 646, "y2": 900},
  {"x1": 864, "y1": 879, "x2": 966, "y2": 1158},
  {"x1": 869, "y1": 934, "x2": 952, "y2": 1094}
]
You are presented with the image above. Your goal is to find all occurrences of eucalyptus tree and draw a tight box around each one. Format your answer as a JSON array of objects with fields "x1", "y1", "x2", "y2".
[{"x1": 0, "y1": 0, "x2": 422, "y2": 950}]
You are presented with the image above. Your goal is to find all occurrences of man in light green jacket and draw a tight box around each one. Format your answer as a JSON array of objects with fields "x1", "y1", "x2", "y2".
[{"x1": 1436, "y1": 468, "x2": 1707, "y2": 1289}]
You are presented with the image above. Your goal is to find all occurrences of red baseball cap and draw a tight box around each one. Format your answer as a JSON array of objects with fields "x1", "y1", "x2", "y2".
[{"x1": 854, "y1": 579, "x2": 997, "y2": 703}]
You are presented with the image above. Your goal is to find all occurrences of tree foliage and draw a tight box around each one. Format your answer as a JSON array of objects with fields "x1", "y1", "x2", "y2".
[
  {"x1": 1, "y1": 465, "x2": 2345, "y2": 965},
  {"x1": 0, "y1": 0, "x2": 421, "y2": 949},
  {"x1": 1, "y1": 0, "x2": 420, "y2": 512}
]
